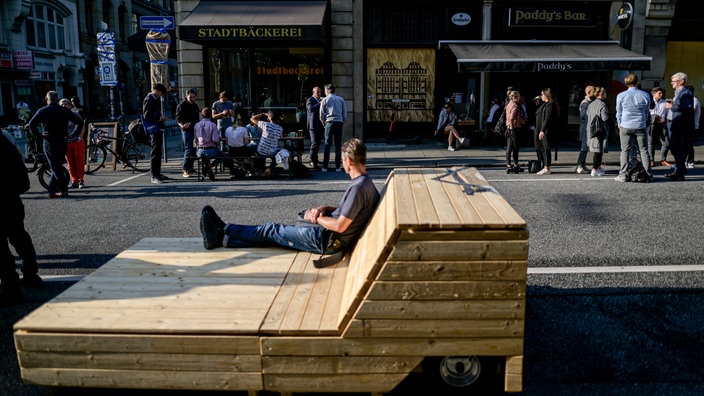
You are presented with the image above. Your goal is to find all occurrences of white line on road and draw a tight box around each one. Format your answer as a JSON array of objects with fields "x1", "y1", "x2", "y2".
[
  {"x1": 107, "y1": 173, "x2": 147, "y2": 186},
  {"x1": 528, "y1": 265, "x2": 704, "y2": 274}
]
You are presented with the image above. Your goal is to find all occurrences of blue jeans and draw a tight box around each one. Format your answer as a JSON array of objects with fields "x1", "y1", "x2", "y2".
[
  {"x1": 43, "y1": 136, "x2": 68, "y2": 194},
  {"x1": 182, "y1": 130, "x2": 195, "y2": 171},
  {"x1": 618, "y1": 127, "x2": 652, "y2": 176},
  {"x1": 224, "y1": 223, "x2": 325, "y2": 254},
  {"x1": 197, "y1": 147, "x2": 222, "y2": 171},
  {"x1": 323, "y1": 122, "x2": 343, "y2": 169}
]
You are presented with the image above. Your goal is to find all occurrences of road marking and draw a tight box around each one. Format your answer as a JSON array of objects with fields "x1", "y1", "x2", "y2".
[
  {"x1": 529, "y1": 265, "x2": 704, "y2": 274},
  {"x1": 108, "y1": 173, "x2": 147, "y2": 186}
]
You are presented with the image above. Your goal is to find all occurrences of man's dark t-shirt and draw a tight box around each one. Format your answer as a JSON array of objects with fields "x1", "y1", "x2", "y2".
[{"x1": 331, "y1": 174, "x2": 379, "y2": 247}]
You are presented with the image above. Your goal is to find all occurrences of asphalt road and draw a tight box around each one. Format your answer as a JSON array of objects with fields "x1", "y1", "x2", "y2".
[{"x1": 2, "y1": 152, "x2": 704, "y2": 396}]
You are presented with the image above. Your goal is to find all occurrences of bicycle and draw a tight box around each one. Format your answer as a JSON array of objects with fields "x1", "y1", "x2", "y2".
[
  {"x1": 19, "y1": 127, "x2": 70, "y2": 191},
  {"x1": 85, "y1": 124, "x2": 151, "y2": 174}
]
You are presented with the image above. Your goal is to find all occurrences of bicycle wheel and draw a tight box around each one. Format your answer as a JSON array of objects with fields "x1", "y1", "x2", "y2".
[
  {"x1": 85, "y1": 144, "x2": 107, "y2": 174},
  {"x1": 38, "y1": 165, "x2": 70, "y2": 191},
  {"x1": 124, "y1": 141, "x2": 151, "y2": 172}
]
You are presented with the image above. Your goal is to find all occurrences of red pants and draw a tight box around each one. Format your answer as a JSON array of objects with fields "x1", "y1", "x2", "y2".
[{"x1": 65, "y1": 139, "x2": 85, "y2": 184}]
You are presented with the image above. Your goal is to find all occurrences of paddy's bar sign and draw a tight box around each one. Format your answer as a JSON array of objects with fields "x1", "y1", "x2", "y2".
[
  {"x1": 180, "y1": 25, "x2": 322, "y2": 41},
  {"x1": 509, "y1": 6, "x2": 595, "y2": 27}
]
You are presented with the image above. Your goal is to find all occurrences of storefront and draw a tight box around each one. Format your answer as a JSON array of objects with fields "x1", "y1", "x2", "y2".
[{"x1": 176, "y1": 0, "x2": 330, "y2": 131}]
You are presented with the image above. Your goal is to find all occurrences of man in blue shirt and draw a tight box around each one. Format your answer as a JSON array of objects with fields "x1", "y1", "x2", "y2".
[
  {"x1": 615, "y1": 73, "x2": 652, "y2": 182},
  {"x1": 28, "y1": 91, "x2": 84, "y2": 197},
  {"x1": 199, "y1": 138, "x2": 379, "y2": 267},
  {"x1": 319, "y1": 84, "x2": 347, "y2": 172}
]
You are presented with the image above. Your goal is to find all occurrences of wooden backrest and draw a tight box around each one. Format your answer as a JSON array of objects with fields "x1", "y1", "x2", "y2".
[{"x1": 337, "y1": 167, "x2": 527, "y2": 328}]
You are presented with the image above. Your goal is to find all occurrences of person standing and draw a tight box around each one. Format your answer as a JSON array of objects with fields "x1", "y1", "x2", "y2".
[
  {"x1": 576, "y1": 85, "x2": 596, "y2": 173},
  {"x1": 143, "y1": 83, "x2": 170, "y2": 184},
  {"x1": 176, "y1": 88, "x2": 200, "y2": 178},
  {"x1": 319, "y1": 84, "x2": 347, "y2": 172},
  {"x1": 649, "y1": 86, "x2": 671, "y2": 167},
  {"x1": 1, "y1": 133, "x2": 42, "y2": 304},
  {"x1": 664, "y1": 72, "x2": 694, "y2": 181},
  {"x1": 614, "y1": 73, "x2": 652, "y2": 182},
  {"x1": 306, "y1": 86, "x2": 324, "y2": 170},
  {"x1": 684, "y1": 85, "x2": 700, "y2": 169},
  {"x1": 28, "y1": 91, "x2": 84, "y2": 197},
  {"x1": 534, "y1": 88, "x2": 559, "y2": 175},
  {"x1": 586, "y1": 87, "x2": 610, "y2": 177},
  {"x1": 212, "y1": 91, "x2": 234, "y2": 142},
  {"x1": 504, "y1": 90, "x2": 522, "y2": 172},
  {"x1": 60, "y1": 99, "x2": 86, "y2": 189}
]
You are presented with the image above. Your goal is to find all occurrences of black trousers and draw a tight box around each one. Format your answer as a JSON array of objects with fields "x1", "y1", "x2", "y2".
[
  {"x1": 150, "y1": 130, "x2": 164, "y2": 177},
  {"x1": 1, "y1": 197, "x2": 36, "y2": 287},
  {"x1": 309, "y1": 126, "x2": 324, "y2": 165}
]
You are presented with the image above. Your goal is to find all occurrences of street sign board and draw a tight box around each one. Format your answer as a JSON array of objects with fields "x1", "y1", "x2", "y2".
[
  {"x1": 140, "y1": 16, "x2": 175, "y2": 30},
  {"x1": 99, "y1": 61, "x2": 118, "y2": 87}
]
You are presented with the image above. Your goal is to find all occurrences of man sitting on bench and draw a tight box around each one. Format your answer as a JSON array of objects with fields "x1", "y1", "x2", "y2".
[{"x1": 200, "y1": 138, "x2": 379, "y2": 267}]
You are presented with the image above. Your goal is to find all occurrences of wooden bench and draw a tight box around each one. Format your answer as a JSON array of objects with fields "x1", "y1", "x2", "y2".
[{"x1": 14, "y1": 167, "x2": 528, "y2": 394}]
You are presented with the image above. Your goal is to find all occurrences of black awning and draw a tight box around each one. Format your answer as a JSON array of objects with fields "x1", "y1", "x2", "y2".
[
  {"x1": 178, "y1": 1, "x2": 328, "y2": 44},
  {"x1": 443, "y1": 41, "x2": 651, "y2": 72}
]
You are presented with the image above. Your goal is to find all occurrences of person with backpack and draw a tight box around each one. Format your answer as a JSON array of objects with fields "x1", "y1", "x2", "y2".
[{"x1": 586, "y1": 87, "x2": 610, "y2": 177}]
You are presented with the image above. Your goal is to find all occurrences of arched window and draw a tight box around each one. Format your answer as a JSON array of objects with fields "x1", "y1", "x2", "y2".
[{"x1": 25, "y1": 4, "x2": 66, "y2": 50}]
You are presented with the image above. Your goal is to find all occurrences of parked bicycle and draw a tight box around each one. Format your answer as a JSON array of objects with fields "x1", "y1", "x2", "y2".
[
  {"x1": 85, "y1": 124, "x2": 151, "y2": 174},
  {"x1": 20, "y1": 127, "x2": 70, "y2": 191}
]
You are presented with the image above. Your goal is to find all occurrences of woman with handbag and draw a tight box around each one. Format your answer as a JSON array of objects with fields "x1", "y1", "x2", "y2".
[
  {"x1": 534, "y1": 88, "x2": 560, "y2": 175},
  {"x1": 586, "y1": 87, "x2": 610, "y2": 176}
]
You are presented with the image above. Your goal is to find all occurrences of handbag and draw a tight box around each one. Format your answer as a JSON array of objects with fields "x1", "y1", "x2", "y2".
[{"x1": 141, "y1": 116, "x2": 158, "y2": 136}]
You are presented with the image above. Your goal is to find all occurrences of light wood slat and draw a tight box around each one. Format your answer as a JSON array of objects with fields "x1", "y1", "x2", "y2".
[
  {"x1": 392, "y1": 169, "x2": 418, "y2": 225},
  {"x1": 422, "y1": 168, "x2": 462, "y2": 224},
  {"x1": 437, "y1": 167, "x2": 486, "y2": 225},
  {"x1": 20, "y1": 368, "x2": 262, "y2": 390},
  {"x1": 354, "y1": 300, "x2": 525, "y2": 320},
  {"x1": 388, "y1": 240, "x2": 529, "y2": 261},
  {"x1": 378, "y1": 260, "x2": 527, "y2": 281},
  {"x1": 343, "y1": 318, "x2": 524, "y2": 338},
  {"x1": 18, "y1": 351, "x2": 261, "y2": 371},
  {"x1": 365, "y1": 280, "x2": 526, "y2": 301},
  {"x1": 505, "y1": 355, "x2": 524, "y2": 393},
  {"x1": 14, "y1": 332, "x2": 261, "y2": 354},
  {"x1": 397, "y1": 229, "x2": 529, "y2": 240},
  {"x1": 407, "y1": 168, "x2": 440, "y2": 225},
  {"x1": 455, "y1": 167, "x2": 527, "y2": 227},
  {"x1": 262, "y1": 356, "x2": 422, "y2": 374},
  {"x1": 264, "y1": 373, "x2": 407, "y2": 393},
  {"x1": 260, "y1": 252, "x2": 312, "y2": 333},
  {"x1": 261, "y1": 336, "x2": 523, "y2": 357},
  {"x1": 318, "y1": 256, "x2": 349, "y2": 329}
]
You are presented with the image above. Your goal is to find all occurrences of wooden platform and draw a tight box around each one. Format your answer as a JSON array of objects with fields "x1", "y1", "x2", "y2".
[{"x1": 14, "y1": 167, "x2": 528, "y2": 393}]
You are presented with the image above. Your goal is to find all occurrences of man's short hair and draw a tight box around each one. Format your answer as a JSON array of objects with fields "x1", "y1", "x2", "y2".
[
  {"x1": 219, "y1": 91, "x2": 228, "y2": 99},
  {"x1": 46, "y1": 91, "x2": 59, "y2": 103},
  {"x1": 672, "y1": 72, "x2": 688, "y2": 83},
  {"x1": 324, "y1": 84, "x2": 335, "y2": 93},
  {"x1": 186, "y1": 88, "x2": 198, "y2": 96},
  {"x1": 651, "y1": 86, "x2": 664, "y2": 94},
  {"x1": 342, "y1": 138, "x2": 367, "y2": 165},
  {"x1": 201, "y1": 107, "x2": 212, "y2": 118},
  {"x1": 153, "y1": 83, "x2": 167, "y2": 94}
]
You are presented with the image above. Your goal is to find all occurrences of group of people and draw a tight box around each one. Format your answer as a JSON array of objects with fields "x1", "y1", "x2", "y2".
[{"x1": 168, "y1": 83, "x2": 348, "y2": 182}]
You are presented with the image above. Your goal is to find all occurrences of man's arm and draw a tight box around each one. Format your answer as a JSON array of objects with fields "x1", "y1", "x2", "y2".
[{"x1": 302, "y1": 205, "x2": 352, "y2": 233}]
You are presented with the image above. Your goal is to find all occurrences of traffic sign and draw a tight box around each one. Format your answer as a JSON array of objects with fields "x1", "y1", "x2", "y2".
[
  {"x1": 99, "y1": 61, "x2": 118, "y2": 87},
  {"x1": 140, "y1": 16, "x2": 175, "y2": 30}
]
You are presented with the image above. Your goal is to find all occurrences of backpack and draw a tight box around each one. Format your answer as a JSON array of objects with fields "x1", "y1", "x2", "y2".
[
  {"x1": 527, "y1": 159, "x2": 542, "y2": 174},
  {"x1": 589, "y1": 116, "x2": 606, "y2": 139},
  {"x1": 626, "y1": 162, "x2": 650, "y2": 183},
  {"x1": 128, "y1": 119, "x2": 149, "y2": 143}
]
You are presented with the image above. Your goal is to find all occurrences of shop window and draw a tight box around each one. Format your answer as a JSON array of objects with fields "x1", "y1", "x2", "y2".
[
  {"x1": 366, "y1": 6, "x2": 439, "y2": 45},
  {"x1": 25, "y1": 5, "x2": 66, "y2": 50}
]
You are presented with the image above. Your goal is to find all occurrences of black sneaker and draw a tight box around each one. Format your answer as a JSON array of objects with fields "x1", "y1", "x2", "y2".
[
  {"x1": 200, "y1": 212, "x2": 223, "y2": 250},
  {"x1": 20, "y1": 273, "x2": 44, "y2": 288},
  {"x1": 202, "y1": 205, "x2": 226, "y2": 229}
]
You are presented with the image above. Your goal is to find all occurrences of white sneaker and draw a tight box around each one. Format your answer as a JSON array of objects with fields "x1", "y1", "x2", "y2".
[
  {"x1": 686, "y1": 162, "x2": 695, "y2": 169},
  {"x1": 448, "y1": 146, "x2": 455, "y2": 151},
  {"x1": 321, "y1": 168, "x2": 328, "y2": 173},
  {"x1": 614, "y1": 175, "x2": 627, "y2": 182},
  {"x1": 536, "y1": 168, "x2": 550, "y2": 175},
  {"x1": 459, "y1": 137, "x2": 466, "y2": 144},
  {"x1": 576, "y1": 166, "x2": 589, "y2": 174},
  {"x1": 590, "y1": 169, "x2": 598, "y2": 177}
]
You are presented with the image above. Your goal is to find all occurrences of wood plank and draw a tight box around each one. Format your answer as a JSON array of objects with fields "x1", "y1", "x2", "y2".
[
  {"x1": 455, "y1": 167, "x2": 527, "y2": 227},
  {"x1": 388, "y1": 240, "x2": 529, "y2": 261},
  {"x1": 365, "y1": 280, "x2": 525, "y2": 301},
  {"x1": 392, "y1": 169, "x2": 418, "y2": 225},
  {"x1": 378, "y1": 260, "x2": 527, "y2": 282},
  {"x1": 20, "y1": 368, "x2": 262, "y2": 391},
  {"x1": 354, "y1": 300, "x2": 525, "y2": 320},
  {"x1": 422, "y1": 168, "x2": 462, "y2": 224},
  {"x1": 261, "y1": 336, "x2": 523, "y2": 357},
  {"x1": 14, "y1": 332, "x2": 261, "y2": 354},
  {"x1": 264, "y1": 373, "x2": 406, "y2": 393},
  {"x1": 343, "y1": 318, "x2": 524, "y2": 338},
  {"x1": 505, "y1": 355, "x2": 524, "y2": 393},
  {"x1": 18, "y1": 351, "x2": 261, "y2": 372},
  {"x1": 397, "y1": 229, "x2": 529, "y2": 240},
  {"x1": 407, "y1": 168, "x2": 440, "y2": 225},
  {"x1": 262, "y1": 356, "x2": 422, "y2": 374},
  {"x1": 260, "y1": 252, "x2": 313, "y2": 333}
]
